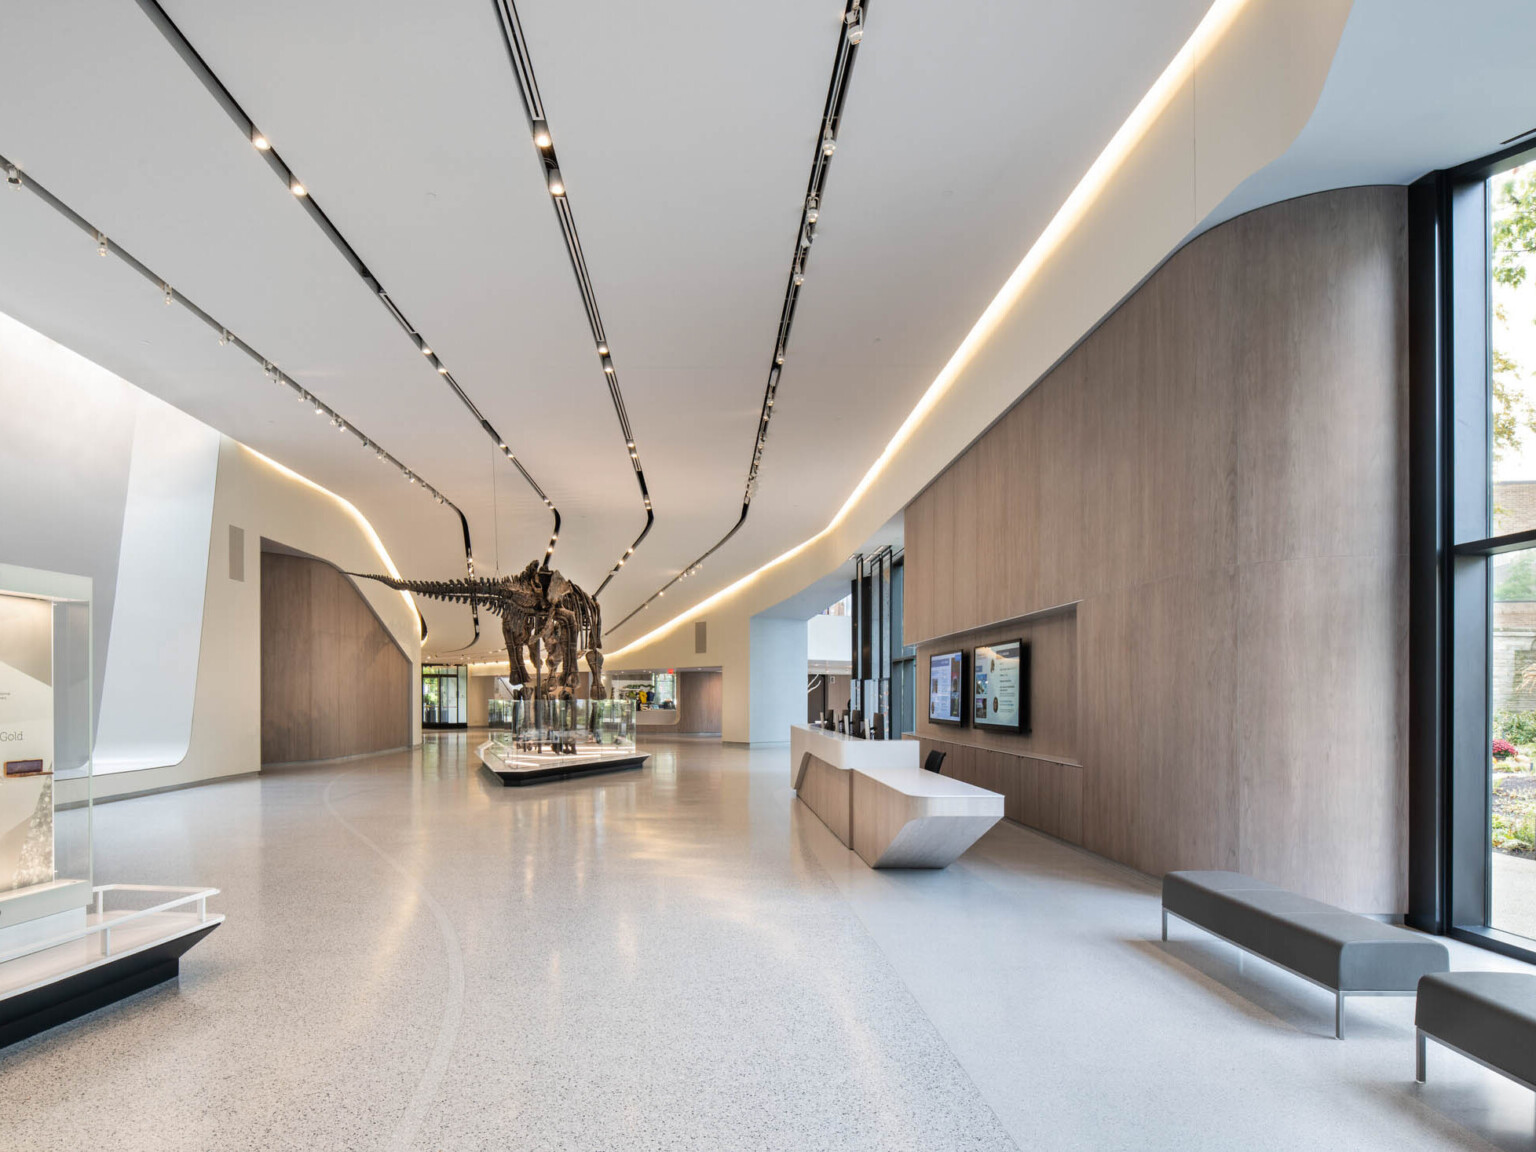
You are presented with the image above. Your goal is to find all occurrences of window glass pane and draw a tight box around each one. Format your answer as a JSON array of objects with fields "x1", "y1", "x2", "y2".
[
  {"x1": 1490, "y1": 162, "x2": 1536, "y2": 534},
  {"x1": 1491, "y1": 547, "x2": 1536, "y2": 937}
]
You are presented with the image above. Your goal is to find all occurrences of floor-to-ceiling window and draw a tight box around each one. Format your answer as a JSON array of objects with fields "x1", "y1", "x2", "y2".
[
  {"x1": 1426, "y1": 141, "x2": 1536, "y2": 959},
  {"x1": 1486, "y1": 160, "x2": 1536, "y2": 939}
]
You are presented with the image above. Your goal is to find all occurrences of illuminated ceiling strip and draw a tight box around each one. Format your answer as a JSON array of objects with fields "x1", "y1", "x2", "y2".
[
  {"x1": 607, "y1": 0, "x2": 866, "y2": 634},
  {"x1": 489, "y1": 0, "x2": 652, "y2": 591},
  {"x1": 607, "y1": 0, "x2": 1251, "y2": 660},
  {"x1": 244, "y1": 446, "x2": 422, "y2": 638},
  {"x1": 132, "y1": 0, "x2": 563, "y2": 581},
  {"x1": 0, "y1": 150, "x2": 456, "y2": 640}
]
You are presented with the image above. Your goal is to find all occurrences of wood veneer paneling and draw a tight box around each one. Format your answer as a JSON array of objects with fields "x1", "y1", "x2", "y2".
[
  {"x1": 261, "y1": 551, "x2": 412, "y2": 765},
  {"x1": 904, "y1": 187, "x2": 1409, "y2": 912},
  {"x1": 676, "y1": 670, "x2": 723, "y2": 734}
]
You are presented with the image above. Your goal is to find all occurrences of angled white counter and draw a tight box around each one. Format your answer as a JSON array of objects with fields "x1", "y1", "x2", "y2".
[{"x1": 789, "y1": 725, "x2": 1002, "y2": 868}]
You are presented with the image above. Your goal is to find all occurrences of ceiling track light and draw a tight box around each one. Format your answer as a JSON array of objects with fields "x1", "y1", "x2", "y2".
[
  {"x1": 6, "y1": 164, "x2": 21, "y2": 188},
  {"x1": 488, "y1": 0, "x2": 648, "y2": 595},
  {"x1": 163, "y1": 284, "x2": 174, "y2": 305},
  {"x1": 96, "y1": 231, "x2": 108, "y2": 257},
  {"x1": 605, "y1": 0, "x2": 866, "y2": 637},
  {"x1": 251, "y1": 130, "x2": 270, "y2": 150},
  {"x1": 846, "y1": 4, "x2": 864, "y2": 44},
  {"x1": 218, "y1": 327, "x2": 229, "y2": 346},
  {"x1": 289, "y1": 179, "x2": 307, "y2": 197}
]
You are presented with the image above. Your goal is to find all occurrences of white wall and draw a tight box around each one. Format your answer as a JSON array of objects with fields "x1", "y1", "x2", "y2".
[
  {"x1": 94, "y1": 394, "x2": 220, "y2": 774},
  {"x1": 0, "y1": 310, "x2": 421, "y2": 803},
  {"x1": 807, "y1": 613, "x2": 851, "y2": 665},
  {"x1": 747, "y1": 616, "x2": 808, "y2": 746}
]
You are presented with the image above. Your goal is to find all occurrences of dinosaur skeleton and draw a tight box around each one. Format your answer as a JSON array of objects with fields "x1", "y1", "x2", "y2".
[{"x1": 352, "y1": 561, "x2": 604, "y2": 698}]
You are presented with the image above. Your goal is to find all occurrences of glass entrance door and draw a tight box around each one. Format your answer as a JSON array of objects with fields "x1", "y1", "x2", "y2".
[{"x1": 422, "y1": 665, "x2": 468, "y2": 729}]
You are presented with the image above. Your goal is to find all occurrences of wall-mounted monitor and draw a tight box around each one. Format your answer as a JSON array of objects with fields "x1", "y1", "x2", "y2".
[
  {"x1": 972, "y1": 640, "x2": 1029, "y2": 733},
  {"x1": 928, "y1": 650, "x2": 965, "y2": 726}
]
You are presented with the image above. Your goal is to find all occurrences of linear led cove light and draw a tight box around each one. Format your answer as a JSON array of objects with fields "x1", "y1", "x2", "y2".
[
  {"x1": 244, "y1": 446, "x2": 422, "y2": 639},
  {"x1": 606, "y1": 0, "x2": 1250, "y2": 660}
]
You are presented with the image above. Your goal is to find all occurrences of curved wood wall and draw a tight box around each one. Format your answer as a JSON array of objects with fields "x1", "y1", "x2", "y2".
[
  {"x1": 260, "y1": 550, "x2": 413, "y2": 765},
  {"x1": 906, "y1": 187, "x2": 1409, "y2": 913}
]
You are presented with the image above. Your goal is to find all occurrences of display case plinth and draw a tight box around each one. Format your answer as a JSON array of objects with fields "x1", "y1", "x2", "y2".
[
  {"x1": 478, "y1": 740, "x2": 648, "y2": 787},
  {"x1": 0, "y1": 885, "x2": 222, "y2": 1048}
]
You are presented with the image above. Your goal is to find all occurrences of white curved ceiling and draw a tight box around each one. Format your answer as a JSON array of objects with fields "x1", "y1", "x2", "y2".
[{"x1": 0, "y1": 0, "x2": 1223, "y2": 656}]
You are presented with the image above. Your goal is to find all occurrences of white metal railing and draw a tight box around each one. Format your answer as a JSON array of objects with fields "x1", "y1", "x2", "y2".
[{"x1": 0, "y1": 884, "x2": 219, "y2": 967}]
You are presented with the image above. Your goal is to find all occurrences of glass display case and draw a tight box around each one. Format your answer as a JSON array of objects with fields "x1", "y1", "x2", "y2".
[
  {"x1": 490, "y1": 695, "x2": 636, "y2": 754},
  {"x1": 479, "y1": 695, "x2": 645, "y2": 786},
  {"x1": 0, "y1": 564, "x2": 93, "y2": 930}
]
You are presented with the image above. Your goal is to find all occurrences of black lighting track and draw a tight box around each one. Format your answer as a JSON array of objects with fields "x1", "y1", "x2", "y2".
[
  {"x1": 0, "y1": 151, "x2": 463, "y2": 644},
  {"x1": 606, "y1": 0, "x2": 867, "y2": 635},
  {"x1": 490, "y1": 0, "x2": 653, "y2": 595},
  {"x1": 131, "y1": 0, "x2": 564, "y2": 607}
]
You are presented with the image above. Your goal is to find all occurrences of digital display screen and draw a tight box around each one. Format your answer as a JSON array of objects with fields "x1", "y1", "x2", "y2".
[
  {"x1": 928, "y1": 651, "x2": 964, "y2": 725},
  {"x1": 973, "y1": 640, "x2": 1028, "y2": 732}
]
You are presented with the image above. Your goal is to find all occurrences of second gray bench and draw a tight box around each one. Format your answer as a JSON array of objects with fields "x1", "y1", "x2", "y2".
[{"x1": 1162, "y1": 870, "x2": 1449, "y2": 1038}]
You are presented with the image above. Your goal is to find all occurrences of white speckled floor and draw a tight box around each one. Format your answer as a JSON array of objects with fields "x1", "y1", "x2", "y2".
[{"x1": 0, "y1": 735, "x2": 1533, "y2": 1151}]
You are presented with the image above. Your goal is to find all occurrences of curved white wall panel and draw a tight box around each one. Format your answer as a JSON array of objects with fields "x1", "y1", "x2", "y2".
[{"x1": 93, "y1": 395, "x2": 219, "y2": 775}]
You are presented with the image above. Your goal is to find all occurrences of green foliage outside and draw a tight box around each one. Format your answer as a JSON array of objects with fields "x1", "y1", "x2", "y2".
[
  {"x1": 1494, "y1": 807, "x2": 1536, "y2": 854},
  {"x1": 1495, "y1": 709, "x2": 1536, "y2": 747},
  {"x1": 1492, "y1": 165, "x2": 1536, "y2": 462},
  {"x1": 1496, "y1": 553, "x2": 1536, "y2": 601}
]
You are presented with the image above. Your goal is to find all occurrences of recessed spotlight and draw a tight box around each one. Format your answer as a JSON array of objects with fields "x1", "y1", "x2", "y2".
[
  {"x1": 420, "y1": 345, "x2": 432, "y2": 356},
  {"x1": 533, "y1": 120, "x2": 552, "y2": 149},
  {"x1": 597, "y1": 343, "x2": 608, "y2": 356},
  {"x1": 252, "y1": 131, "x2": 270, "y2": 150},
  {"x1": 290, "y1": 180, "x2": 307, "y2": 197},
  {"x1": 548, "y1": 168, "x2": 565, "y2": 197},
  {"x1": 602, "y1": 356, "x2": 615, "y2": 374},
  {"x1": 438, "y1": 365, "x2": 449, "y2": 375}
]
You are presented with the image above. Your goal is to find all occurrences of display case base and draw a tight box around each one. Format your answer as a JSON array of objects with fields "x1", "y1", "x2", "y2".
[
  {"x1": 477, "y1": 740, "x2": 649, "y2": 787},
  {"x1": 1, "y1": 920, "x2": 218, "y2": 1048}
]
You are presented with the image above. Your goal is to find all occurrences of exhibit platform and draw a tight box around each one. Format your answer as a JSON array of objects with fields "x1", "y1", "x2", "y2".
[
  {"x1": 477, "y1": 739, "x2": 649, "y2": 786},
  {"x1": 0, "y1": 885, "x2": 222, "y2": 1048}
]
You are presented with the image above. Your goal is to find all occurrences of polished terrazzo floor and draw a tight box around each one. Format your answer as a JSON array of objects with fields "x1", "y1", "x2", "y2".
[{"x1": 1, "y1": 735, "x2": 1534, "y2": 1150}]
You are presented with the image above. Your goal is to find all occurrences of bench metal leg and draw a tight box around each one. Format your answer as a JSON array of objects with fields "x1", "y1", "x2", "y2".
[
  {"x1": 1161, "y1": 908, "x2": 1168, "y2": 941},
  {"x1": 1415, "y1": 1029, "x2": 1426, "y2": 1082},
  {"x1": 1336, "y1": 992, "x2": 1346, "y2": 1040}
]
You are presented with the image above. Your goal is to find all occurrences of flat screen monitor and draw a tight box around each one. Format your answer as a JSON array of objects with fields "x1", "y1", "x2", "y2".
[
  {"x1": 928, "y1": 651, "x2": 964, "y2": 726},
  {"x1": 972, "y1": 639, "x2": 1029, "y2": 733}
]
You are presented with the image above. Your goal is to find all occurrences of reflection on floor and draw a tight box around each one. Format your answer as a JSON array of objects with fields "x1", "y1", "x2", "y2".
[{"x1": 0, "y1": 734, "x2": 1532, "y2": 1151}]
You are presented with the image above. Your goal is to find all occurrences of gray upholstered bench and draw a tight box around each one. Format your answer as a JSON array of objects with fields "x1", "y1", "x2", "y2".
[
  {"x1": 1162, "y1": 870, "x2": 1449, "y2": 1038},
  {"x1": 1416, "y1": 972, "x2": 1536, "y2": 1094}
]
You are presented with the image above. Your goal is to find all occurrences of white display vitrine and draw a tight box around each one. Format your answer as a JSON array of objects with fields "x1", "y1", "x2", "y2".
[
  {"x1": 0, "y1": 564, "x2": 94, "y2": 932},
  {"x1": 0, "y1": 563, "x2": 223, "y2": 1049}
]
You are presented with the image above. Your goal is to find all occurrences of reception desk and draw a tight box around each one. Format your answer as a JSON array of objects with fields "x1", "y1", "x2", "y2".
[{"x1": 789, "y1": 725, "x2": 1003, "y2": 868}]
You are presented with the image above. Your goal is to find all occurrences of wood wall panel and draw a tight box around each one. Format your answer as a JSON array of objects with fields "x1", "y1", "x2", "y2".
[
  {"x1": 676, "y1": 670, "x2": 724, "y2": 734},
  {"x1": 261, "y1": 551, "x2": 413, "y2": 765},
  {"x1": 903, "y1": 188, "x2": 1410, "y2": 912}
]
